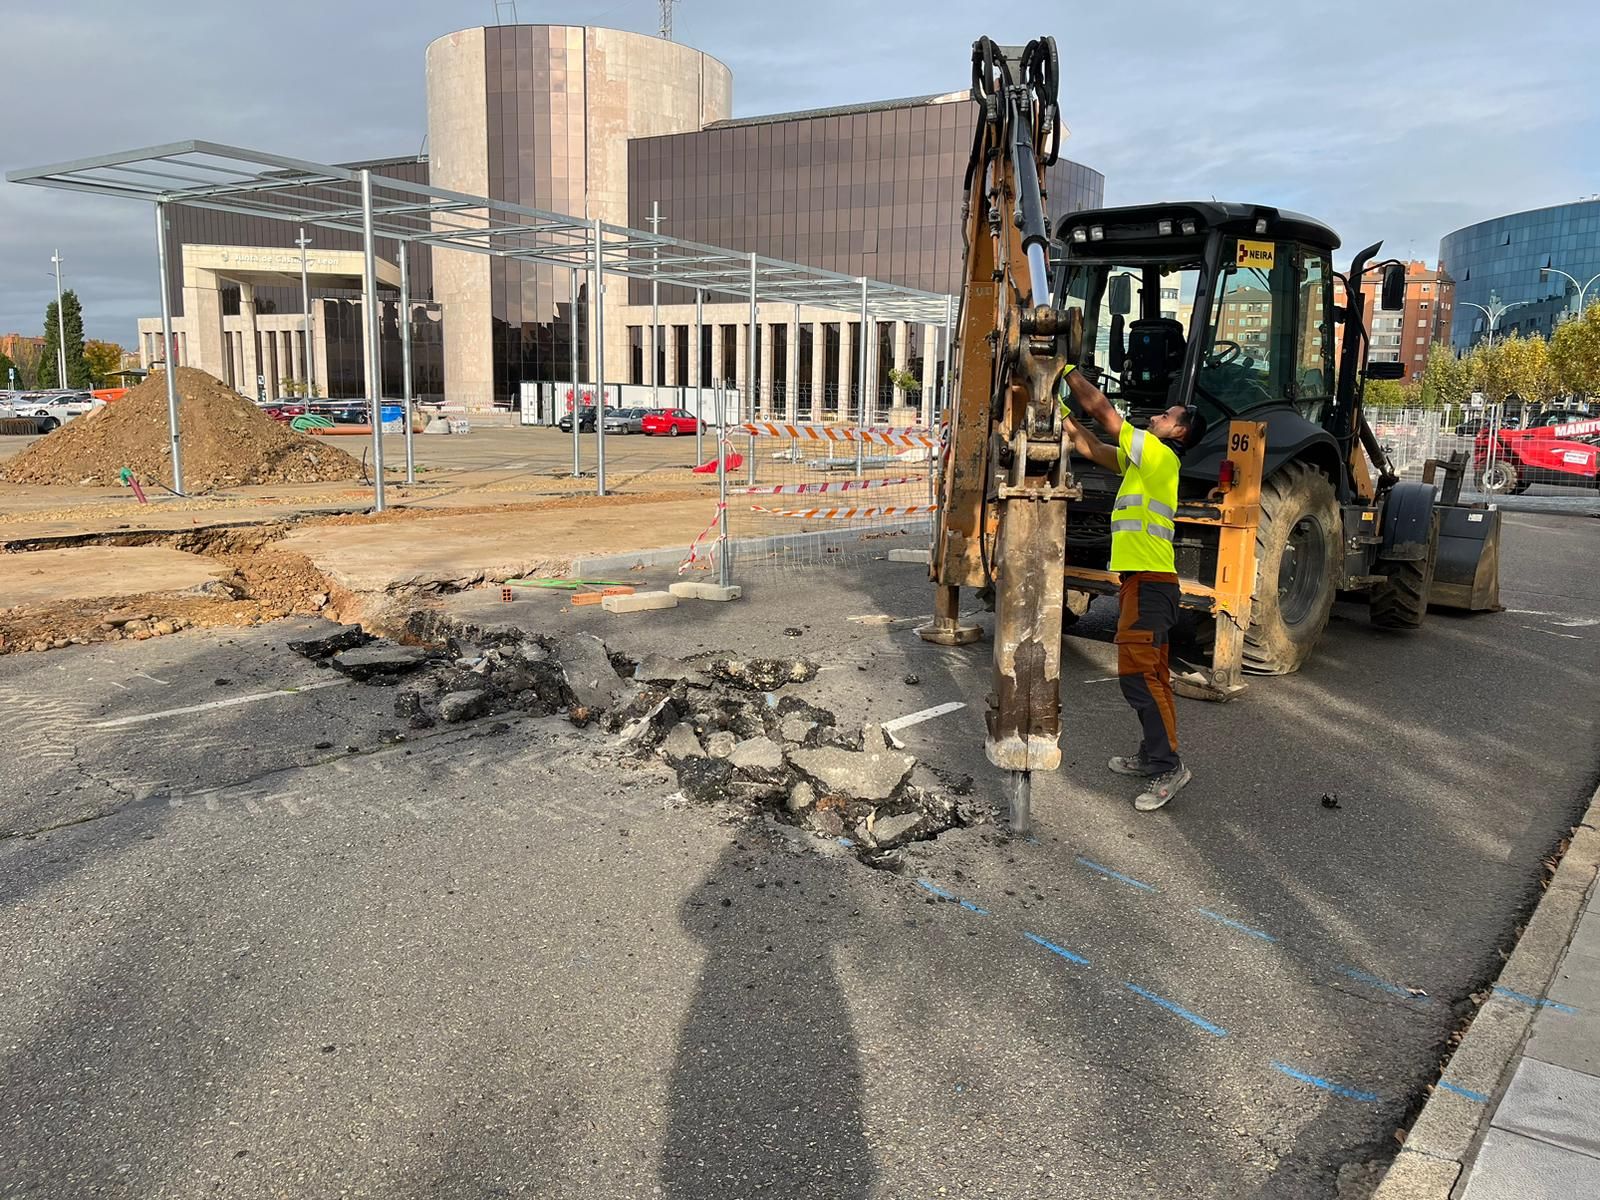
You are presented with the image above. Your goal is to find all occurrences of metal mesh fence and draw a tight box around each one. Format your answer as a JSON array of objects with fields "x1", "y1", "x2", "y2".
[
  {"x1": 717, "y1": 382, "x2": 937, "y2": 577},
  {"x1": 1368, "y1": 405, "x2": 1598, "y2": 508}
]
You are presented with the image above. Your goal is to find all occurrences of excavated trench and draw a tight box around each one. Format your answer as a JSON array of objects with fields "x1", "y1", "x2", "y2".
[{"x1": 294, "y1": 609, "x2": 1002, "y2": 869}]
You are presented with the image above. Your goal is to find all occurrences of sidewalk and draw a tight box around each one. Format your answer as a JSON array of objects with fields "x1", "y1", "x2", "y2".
[
  {"x1": 1457, "y1": 880, "x2": 1600, "y2": 1198},
  {"x1": 1376, "y1": 792, "x2": 1600, "y2": 1199}
]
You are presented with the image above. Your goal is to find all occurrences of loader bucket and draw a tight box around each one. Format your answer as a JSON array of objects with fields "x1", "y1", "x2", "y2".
[{"x1": 1431, "y1": 504, "x2": 1502, "y2": 611}]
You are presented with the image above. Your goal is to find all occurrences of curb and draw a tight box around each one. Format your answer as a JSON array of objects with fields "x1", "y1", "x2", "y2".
[
  {"x1": 1372, "y1": 782, "x2": 1600, "y2": 1199},
  {"x1": 570, "y1": 519, "x2": 932, "y2": 580}
]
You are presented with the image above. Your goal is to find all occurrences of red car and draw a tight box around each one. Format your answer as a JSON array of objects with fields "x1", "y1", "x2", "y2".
[{"x1": 641, "y1": 408, "x2": 703, "y2": 437}]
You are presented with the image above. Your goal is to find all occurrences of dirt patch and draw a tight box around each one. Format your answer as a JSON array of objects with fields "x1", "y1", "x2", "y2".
[
  {"x1": 0, "y1": 522, "x2": 354, "y2": 654},
  {"x1": 0, "y1": 367, "x2": 360, "y2": 492}
]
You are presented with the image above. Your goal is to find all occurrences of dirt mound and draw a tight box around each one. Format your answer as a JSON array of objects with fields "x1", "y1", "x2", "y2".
[{"x1": 0, "y1": 367, "x2": 361, "y2": 492}]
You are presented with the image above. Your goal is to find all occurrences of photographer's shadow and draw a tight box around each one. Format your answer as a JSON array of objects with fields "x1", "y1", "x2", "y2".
[{"x1": 660, "y1": 843, "x2": 874, "y2": 1199}]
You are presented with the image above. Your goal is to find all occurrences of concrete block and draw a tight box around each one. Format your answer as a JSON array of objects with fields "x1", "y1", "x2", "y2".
[
  {"x1": 1525, "y1": 948, "x2": 1600, "y2": 1076},
  {"x1": 1489, "y1": 1058, "x2": 1600, "y2": 1157},
  {"x1": 887, "y1": 548, "x2": 932, "y2": 564},
  {"x1": 602, "y1": 590, "x2": 678, "y2": 614},
  {"x1": 669, "y1": 581, "x2": 742, "y2": 602},
  {"x1": 1461, "y1": 1127, "x2": 1600, "y2": 1199}
]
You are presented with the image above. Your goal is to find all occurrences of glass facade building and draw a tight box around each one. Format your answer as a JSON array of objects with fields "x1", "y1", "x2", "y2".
[{"x1": 1439, "y1": 199, "x2": 1600, "y2": 350}]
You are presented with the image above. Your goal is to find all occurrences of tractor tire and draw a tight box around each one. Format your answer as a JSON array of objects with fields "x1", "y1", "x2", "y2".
[
  {"x1": 37, "y1": 416, "x2": 60, "y2": 434},
  {"x1": 1480, "y1": 459, "x2": 1526, "y2": 495},
  {"x1": 1243, "y1": 461, "x2": 1340, "y2": 675},
  {"x1": 1369, "y1": 534, "x2": 1437, "y2": 629}
]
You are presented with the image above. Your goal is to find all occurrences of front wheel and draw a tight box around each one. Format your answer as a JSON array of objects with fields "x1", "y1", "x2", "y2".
[
  {"x1": 37, "y1": 417, "x2": 60, "y2": 434},
  {"x1": 1370, "y1": 530, "x2": 1437, "y2": 629},
  {"x1": 668, "y1": 425, "x2": 680, "y2": 437},
  {"x1": 1480, "y1": 459, "x2": 1526, "y2": 495},
  {"x1": 1244, "y1": 462, "x2": 1340, "y2": 675}
]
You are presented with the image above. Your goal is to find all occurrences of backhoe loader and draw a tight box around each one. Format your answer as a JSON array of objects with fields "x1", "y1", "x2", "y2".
[{"x1": 923, "y1": 35, "x2": 1502, "y2": 832}]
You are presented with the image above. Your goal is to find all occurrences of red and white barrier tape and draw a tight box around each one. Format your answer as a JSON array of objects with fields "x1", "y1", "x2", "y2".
[
  {"x1": 732, "y1": 475, "x2": 923, "y2": 497},
  {"x1": 677, "y1": 502, "x2": 725, "y2": 574},
  {"x1": 749, "y1": 502, "x2": 940, "y2": 520},
  {"x1": 736, "y1": 421, "x2": 937, "y2": 449}
]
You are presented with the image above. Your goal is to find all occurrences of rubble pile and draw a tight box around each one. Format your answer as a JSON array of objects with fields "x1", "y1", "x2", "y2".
[
  {"x1": 289, "y1": 621, "x2": 992, "y2": 862},
  {"x1": 0, "y1": 367, "x2": 360, "y2": 491}
]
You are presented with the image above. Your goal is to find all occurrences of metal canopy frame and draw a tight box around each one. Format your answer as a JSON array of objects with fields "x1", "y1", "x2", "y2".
[
  {"x1": 6, "y1": 140, "x2": 951, "y2": 322},
  {"x1": 8, "y1": 139, "x2": 956, "y2": 501}
]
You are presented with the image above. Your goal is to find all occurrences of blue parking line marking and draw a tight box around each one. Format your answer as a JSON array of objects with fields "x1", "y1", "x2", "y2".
[
  {"x1": 1193, "y1": 908, "x2": 1277, "y2": 942},
  {"x1": 917, "y1": 879, "x2": 990, "y2": 916},
  {"x1": 1492, "y1": 985, "x2": 1578, "y2": 1014},
  {"x1": 1341, "y1": 967, "x2": 1429, "y2": 1001},
  {"x1": 1022, "y1": 931, "x2": 1090, "y2": 966},
  {"x1": 1436, "y1": 1080, "x2": 1489, "y2": 1103},
  {"x1": 1270, "y1": 1061, "x2": 1379, "y2": 1102},
  {"x1": 1075, "y1": 856, "x2": 1156, "y2": 892},
  {"x1": 1123, "y1": 983, "x2": 1228, "y2": 1038}
]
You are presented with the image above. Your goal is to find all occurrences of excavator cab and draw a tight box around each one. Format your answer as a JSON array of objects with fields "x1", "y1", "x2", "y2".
[{"x1": 1052, "y1": 203, "x2": 1346, "y2": 504}]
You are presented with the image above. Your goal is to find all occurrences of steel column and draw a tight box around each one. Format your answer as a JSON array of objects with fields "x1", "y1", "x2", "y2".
[
  {"x1": 569, "y1": 267, "x2": 581, "y2": 476},
  {"x1": 694, "y1": 289, "x2": 704, "y2": 462},
  {"x1": 359, "y1": 168, "x2": 386, "y2": 511},
  {"x1": 153, "y1": 202, "x2": 185, "y2": 494},
  {"x1": 857, "y1": 276, "x2": 868, "y2": 475},
  {"x1": 398, "y1": 241, "x2": 415, "y2": 485},
  {"x1": 593, "y1": 216, "x2": 607, "y2": 496}
]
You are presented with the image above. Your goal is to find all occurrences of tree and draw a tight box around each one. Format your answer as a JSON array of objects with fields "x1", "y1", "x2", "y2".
[
  {"x1": 1419, "y1": 343, "x2": 1471, "y2": 412},
  {"x1": 1363, "y1": 378, "x2": 1405, "y2": 408},
  {"x1": 83, "y1": 340, "x2": 125, "y2": 386},
  {"x1": 886, "y1": 366, "x2": 922, "y2": 397},
  {"x1": 35, "y1": 290, "x2": 89, "y2": 389},
  {"x1": 8, "y1": 338, "x2": 42, "y2": 388},
  {"x1": 0, "y1": 350, "x2": 18, "y2": 389},
  {"x1": 1549, "y1": 301, "x2": 1600, "y2": 398},
  {"x1": 1467, "y1": 339, "x2": 1513, "y2": 405}
]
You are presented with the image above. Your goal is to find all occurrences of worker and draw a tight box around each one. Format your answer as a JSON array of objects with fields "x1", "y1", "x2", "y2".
[{"x1": 1057, "y1": 365, "x2": 1206, "y2": 812}]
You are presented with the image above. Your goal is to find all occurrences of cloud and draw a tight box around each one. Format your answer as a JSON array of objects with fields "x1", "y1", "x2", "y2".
[{"x1": 1, "y1": 0, "x2": 1594, "y2": 346}]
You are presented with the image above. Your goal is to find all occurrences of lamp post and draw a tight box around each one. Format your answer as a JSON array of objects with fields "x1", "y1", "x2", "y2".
[
  {"x1": 1458, "y1": 293, "x2": 1532, "y2": 347},
  {"x1": 295, "y1": 228, "x2": 314, "y2": 398},
  {"x1": 1538, "y1": 266, "x2": 1600, "y2": 322},
  {"x1": 50, "y1": 250, "x2": 68, "y2": 388}
]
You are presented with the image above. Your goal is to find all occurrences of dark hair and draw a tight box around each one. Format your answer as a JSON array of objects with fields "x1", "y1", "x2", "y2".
[{"x1": 1179, "y1": 406, "x2": 1207, "y2": 450}]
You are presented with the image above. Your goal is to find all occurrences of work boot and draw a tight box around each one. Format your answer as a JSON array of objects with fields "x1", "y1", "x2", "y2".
[
  {"x1": 1134, "y1": 764, "x2": 1191, "y2": 812},
  {"x1": 1108, "y1": 753, "x2": 1160, "y2": 777}
]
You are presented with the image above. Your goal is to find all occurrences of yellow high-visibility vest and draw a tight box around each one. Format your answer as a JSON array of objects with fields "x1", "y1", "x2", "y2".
[{"x1": 1110, "y1": 422, "x2": 1180, "y2": 573}]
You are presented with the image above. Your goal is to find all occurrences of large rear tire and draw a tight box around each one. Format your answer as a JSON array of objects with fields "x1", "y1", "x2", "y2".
[{"x1": 1244, "y1": 462, "x2": 1340, "y2": 675}]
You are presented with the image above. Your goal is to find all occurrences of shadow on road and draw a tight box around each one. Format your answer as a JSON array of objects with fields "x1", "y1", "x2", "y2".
[{"x1": 660, "y1": 841, "x2": 875, "y2": 1200}]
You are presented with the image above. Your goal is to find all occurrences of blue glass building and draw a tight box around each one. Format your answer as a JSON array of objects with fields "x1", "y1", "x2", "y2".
[{"x1": 1438, "y1": 198, "x2": 1600, "y2": 351}]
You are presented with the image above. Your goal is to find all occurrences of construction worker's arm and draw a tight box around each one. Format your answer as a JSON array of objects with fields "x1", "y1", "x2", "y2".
[
  {"x1": 1057, "y1": 363, "x2": 1123, "y2": 440},
  {"x1": 1057, "y1": 364, "x2": 1123, "y2": 472},
  {"x1": 1061, "y1": 413, "x2": 1122, "y2": 473}
]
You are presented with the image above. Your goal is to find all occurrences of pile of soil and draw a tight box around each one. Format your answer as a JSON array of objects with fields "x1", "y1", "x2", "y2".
[{"x1": 0, "y1": 367, "x2": 361, "y2": 492}]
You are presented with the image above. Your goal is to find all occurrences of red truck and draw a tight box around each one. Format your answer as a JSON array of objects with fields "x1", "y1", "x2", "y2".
[{"x1": 1477, "y1": 415, "x2": 1600, "y2": 494}]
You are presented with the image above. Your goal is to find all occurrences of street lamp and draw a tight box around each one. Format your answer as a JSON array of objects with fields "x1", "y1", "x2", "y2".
[
  {"x1": 50, "y1": 250, "x2": 67, "y2": 388},
  {"x1": 1458, "y1": 292, "x2": 1532, "y2": 347},
  {"x1": 295, "y1": 228, "x2": 314, "y2": 397},
  {"x1": 1538, "y1": 265, "x2": 1600, "y2": 322}
]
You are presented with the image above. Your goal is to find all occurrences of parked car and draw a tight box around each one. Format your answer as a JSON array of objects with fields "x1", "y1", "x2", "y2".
[
  {"x1": 1456, "y1": 415, "x2": 1520, "y2": 436},
  {"x1": 558, "y1": 408, "x2": 598, "y2": 433},
  {"x1": 602, "y1": 407, "x2": 649, "y2": 434},
  {"x1": 641, "y1": 408, "x2": 703, "y2": 437}
]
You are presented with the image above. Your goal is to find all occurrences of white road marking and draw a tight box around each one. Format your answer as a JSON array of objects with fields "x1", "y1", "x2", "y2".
[
  {"x1": 882, "y1": 701, "x2": 966, "y2": 747},
  {"x1": 90, "y1": 678, "x2": 351, "y2": 729},
  {"x1": 1518, "y1": 625, "x2": 1583, "y2": 640},
  {"x1": 1083, "y1": 676, "x2": 1119, "y2": 684},
  {"x1": 131, "y1": 671, "x2": 170, "y2": 686}
]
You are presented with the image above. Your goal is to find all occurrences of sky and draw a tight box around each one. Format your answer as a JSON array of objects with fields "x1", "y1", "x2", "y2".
[{"x1": 0, "y1": 0, "x2": 1595, "y2": 347}]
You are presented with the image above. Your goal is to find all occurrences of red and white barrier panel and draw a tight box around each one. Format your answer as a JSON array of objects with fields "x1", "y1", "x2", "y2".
[
  {"x1": 733, "y1": 475, "x2": 923, "y2": 497},
  {"x1": 749, "y1": 503, "x2": 940, "y2": 520},
  {"x1": 736, "y1": 421, "x2": 937, "y2": 449},
  {"x1": 677, "y1": 502, "x2": 725, "y2": 574}
]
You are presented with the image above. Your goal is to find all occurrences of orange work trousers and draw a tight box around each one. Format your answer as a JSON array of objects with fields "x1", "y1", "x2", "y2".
[{"x1": 1115, "y1": 571, "x2": 1181, "y2": 773}]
